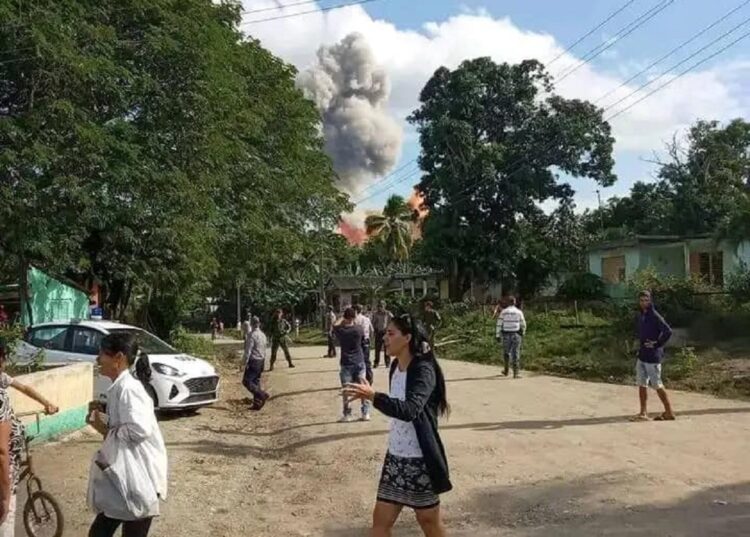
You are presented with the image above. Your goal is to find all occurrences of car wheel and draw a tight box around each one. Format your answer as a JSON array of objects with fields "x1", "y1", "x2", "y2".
[{"x1": 145, "y1": 384, "x2": 159, "y2": 411}]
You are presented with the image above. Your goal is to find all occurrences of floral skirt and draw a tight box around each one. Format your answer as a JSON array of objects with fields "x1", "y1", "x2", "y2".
[{"x1": 377, "y1": 452, "x2": 439, "y2": 510}]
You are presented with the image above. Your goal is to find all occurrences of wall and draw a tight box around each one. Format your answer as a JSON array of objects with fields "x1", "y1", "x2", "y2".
[
  {"x1": 8, "y1": 363, "x2": 93, "y2": 443},
  {"x1": 23, "y1": 267, "x2": 90, "y2": 325},
  {"x1": 639, "y1": 245, "x2": 686, "y2": 278},
  {"x1": 589, "y1": 247, "x2": 640, "y2": 297}
]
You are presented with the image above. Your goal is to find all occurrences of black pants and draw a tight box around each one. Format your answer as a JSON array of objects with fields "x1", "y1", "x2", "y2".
[
  {"x1": 89, "y1": 514, "x2": 153, "y2": 537},
  {"x1": 327, "y1": 333, "x2": 336, "y2": 357},
  {"x1": 362, "y1": 339, "x2": 373, "y2": 385},
  {"x1": 373, "y1": 330, "x2": 389, "y2": 368},
  {"x1": 242, "y1": 359, "x2": 269, "y2": 403},
  {"x1": 270, "y1": 337, "x2": 293, "y2": 368}
]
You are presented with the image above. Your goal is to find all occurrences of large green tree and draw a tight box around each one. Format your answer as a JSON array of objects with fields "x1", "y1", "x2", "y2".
[
  {"x1": 0, "y1": 0, "x2": 347, "y2": 333},
  {"x1": 409, "y1": 58, "x2": 616, "y2": 298}
]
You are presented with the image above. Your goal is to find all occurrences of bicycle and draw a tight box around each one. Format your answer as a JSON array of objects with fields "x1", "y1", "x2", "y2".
[{"x1": 15, "y1": 411, "x2": 64, "y2": 537}]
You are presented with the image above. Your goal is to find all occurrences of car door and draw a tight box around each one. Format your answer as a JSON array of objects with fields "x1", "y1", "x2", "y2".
[
  {"x1": 25, "y1": 325, "x2": 74, "y2": 364},
  {"x1": 69, "y1": 327, "x2": 105, "y2": 361}
]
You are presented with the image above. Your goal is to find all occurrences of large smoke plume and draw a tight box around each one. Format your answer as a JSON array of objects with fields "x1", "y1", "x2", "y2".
[{"x1": 297, "y1": 33, "x2": 403, "y2": 194}]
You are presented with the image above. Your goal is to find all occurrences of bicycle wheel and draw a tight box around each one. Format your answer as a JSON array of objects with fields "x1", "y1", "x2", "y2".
[{"x1": 23, "y1": 490, "x2": 64, "y2": 537}]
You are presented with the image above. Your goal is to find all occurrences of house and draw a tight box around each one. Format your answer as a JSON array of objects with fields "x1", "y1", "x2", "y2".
[
  {"x1": 587, "y1": 235, "x2": 750, "y2": 297},
  {"x1": 0, "y1": 266, "x2": 91, "y2": 326},
  {"x1": 326, "y1": 271, "x2": 446, "y2": 311}
]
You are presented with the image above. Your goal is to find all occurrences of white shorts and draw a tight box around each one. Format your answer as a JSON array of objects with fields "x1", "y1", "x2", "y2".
[{"x1": 636, "y1": 360, "x2": 663, "y2": 389}]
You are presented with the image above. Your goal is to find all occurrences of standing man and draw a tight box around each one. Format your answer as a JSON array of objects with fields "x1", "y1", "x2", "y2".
[
  {"x1": 423, "y1": 301, "x2": 442, "y2": 347},
  {"x1": 632, "y1": 291, "x2": 675, "y2": 421},
  {"x1": 495, "y1": 296, "x2": 527, "y2": 378},
  {"x1": 241, "y1": 317, "x2": 270, "y2": 410},
  {"x1": 269, "y1": 309, "x2": 295, "y2": 371},
  {"x1": 371, "y1": 301, "x2": 393, "y2": 368},
  {"x1": 324, "y1": 306, "x2": 337, "y2": 358},
  {"x1": 354, "y1": 304, "x2": 374, "y2": 385},
  {"x1": 333, "y1": 307, "x2": 370, "y2": 422}
]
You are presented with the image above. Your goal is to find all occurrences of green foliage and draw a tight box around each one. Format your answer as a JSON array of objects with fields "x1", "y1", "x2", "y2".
[
  {"x1": 409, "y1": 58, "x2": 615, "y2": 299},
  {"x1": 169, "y1": 327, "x2": 215, "y2": 360},
  {"x1": 726, "y1": 263, "x2": 750, "y2": 305},
  {"x1": 557, "y1": 273, "x2": 606, "y2": 300},
  {"x1": 665, "y1": 346, "x2": 699, "y2": 381},
  {"x1": 0, "y1": 1, "x2": 348, "y2": 334},
  {"x1": 365, "y1": 195, "x2": 414, "y2": 262},
  {"x1": 627, "y1": 267, "x2": 712, "y2": 326}
]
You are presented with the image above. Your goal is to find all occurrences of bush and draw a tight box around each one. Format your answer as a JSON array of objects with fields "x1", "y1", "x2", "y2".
[
  {"x1": 169, "y1": 327, "x2": 216, "y2": 359},
  {"x1": 557, "y1": 273, "x2": 606, "y2": 300},
  {"x1": 727, "y1": 263, "x2": 750, "y2": 305}
]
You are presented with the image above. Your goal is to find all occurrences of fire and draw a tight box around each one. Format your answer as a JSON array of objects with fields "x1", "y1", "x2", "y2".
[
  {"x1": 408, "y1": 188, "x2": 429, "y2": 220},
  {"x1": 338, "y1": 217, "x2": 367, "y2": 246}
]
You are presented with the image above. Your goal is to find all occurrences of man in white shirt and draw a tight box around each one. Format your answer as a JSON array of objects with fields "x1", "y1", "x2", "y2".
[
  {"x1": 495, "y1": 297, "x2": 527, "y2": 378},
  {"x1": 354, "y1": 304, "x2": 374, "y2": 384}
]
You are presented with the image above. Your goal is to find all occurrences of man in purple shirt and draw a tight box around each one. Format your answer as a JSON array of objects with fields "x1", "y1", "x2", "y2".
[{"x1": 632, "y1": 291, "x2": 675, "y2": 421}]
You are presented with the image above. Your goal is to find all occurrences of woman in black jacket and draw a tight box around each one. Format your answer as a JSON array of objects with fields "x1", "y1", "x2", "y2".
[{"x1": 343, "y1": 314, "x2": 451, "y2": 537}]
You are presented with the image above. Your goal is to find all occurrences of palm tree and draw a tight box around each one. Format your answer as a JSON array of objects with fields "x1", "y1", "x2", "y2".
[{"x1": 365, "y1": 195, "x2": 413, "y2": 262}]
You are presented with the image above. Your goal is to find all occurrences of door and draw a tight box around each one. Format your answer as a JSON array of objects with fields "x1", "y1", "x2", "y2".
[{"x1": 602, "y1": 256, "x2": 626, "y2": 284}]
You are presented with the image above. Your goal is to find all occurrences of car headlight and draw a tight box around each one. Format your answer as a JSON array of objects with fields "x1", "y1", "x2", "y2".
[{"x1": 152, "y1": 363, "x2": 185, "y2": 377}]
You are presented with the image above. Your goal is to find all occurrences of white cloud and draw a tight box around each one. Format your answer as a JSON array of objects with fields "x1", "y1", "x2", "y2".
[{"x1": 241, "y1": 1, "x2": 750, "y2": 172}]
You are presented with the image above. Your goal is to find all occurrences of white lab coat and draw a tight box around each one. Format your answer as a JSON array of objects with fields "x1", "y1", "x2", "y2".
[{"x1": 87, "y1": 371, "x2": 168, "y2": 521}]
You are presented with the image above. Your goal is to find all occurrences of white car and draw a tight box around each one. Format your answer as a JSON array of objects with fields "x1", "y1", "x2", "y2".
[{"x1": 15, "y1": 320, "x2": 220, "y2": 411}]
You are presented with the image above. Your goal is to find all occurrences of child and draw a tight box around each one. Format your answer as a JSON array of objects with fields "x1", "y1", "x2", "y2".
[{"x1": 0, "y1": 340, "x2": 59, "y2": 415}]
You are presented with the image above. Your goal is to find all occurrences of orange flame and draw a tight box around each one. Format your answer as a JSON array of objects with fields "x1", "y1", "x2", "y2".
[{"x1": 337, "y1": 218, "x2": 367, "y2": 246}]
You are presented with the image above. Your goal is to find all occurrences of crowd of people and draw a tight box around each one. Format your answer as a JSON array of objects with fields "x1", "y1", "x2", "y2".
[{"x1": 0, "y1": 288, "x2": 676, "y2": 537}]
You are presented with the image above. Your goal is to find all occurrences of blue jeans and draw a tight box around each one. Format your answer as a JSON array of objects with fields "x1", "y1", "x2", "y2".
[
  {"x1": 340, "y1": 363, "x2": 370, "y2": 416},
  {"x1": 503, "y1": 332, "x2": 522, "y2": 370},
  {"x1": 362, "y1": 339, "x2": 373, "y2": 385}
]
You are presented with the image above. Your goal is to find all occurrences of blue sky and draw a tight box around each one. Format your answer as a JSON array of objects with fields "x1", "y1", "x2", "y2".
[{"x1": 244, "y1": 0, "x2": 750, "y2": 216}]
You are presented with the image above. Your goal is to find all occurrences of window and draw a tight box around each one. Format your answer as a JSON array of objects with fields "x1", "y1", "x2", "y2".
[
  {"x1": 602, "y1": 256, "x2": 626, "y2": 284},
  {"x1": 698, "y1": 251, "x2": 724, "y2": 287},
  {"x1": 71, "y1": 328, "x2": 104, "y2": 356},
  {"x1": 27, "y1": 326, "x2": 69, "y2": 351},
  {"x1": 107, "y1": 328, "x2": 176, "y2": 355}
]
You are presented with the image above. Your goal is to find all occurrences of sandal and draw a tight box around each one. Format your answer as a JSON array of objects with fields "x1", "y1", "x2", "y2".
[
  {"x1": 629, "y1": 414, "x2": 651, "y2": 422},
  {"x1": 653, "y1": 413, "x2": 676, "y2": 421}
]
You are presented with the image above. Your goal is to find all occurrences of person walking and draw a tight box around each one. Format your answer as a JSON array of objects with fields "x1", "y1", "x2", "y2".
[
  {"x1": 268, "y1": 309, "x2": 295, "y2": 371},
  {"x1": 334, "y1": 308, "x2": 370, "y2": 422},
  {"x1": 495, "y1": 296, "x2": 527, "y2": 378},
  {"x1": 86, "y1": 332, "x2": 168, "y2": 537},
  {"x1": 343, "y1": 315, "x2": 451, "y2": 537},
  {"x1": 242, "y1": 317, "x2": 270, "y2": 410},
  {"x1": 209, "y1": 317, "x2": 219, "y2": 341},
  {"x1": 422, "y1": 301, "x2": 442, "y2": 347},
  {"x1": 354, "y1": 304, "x2": 374, "y2": 384},
  {"x1": 325, "y1": 306, "x2": 337, "y2": 358},
  {"x1": 0, "y1": 340, "x2": 59, "y2": 537},
  {"x1": 372, "y1": 301, "x2": 394, "y2": 369},
  {"x1": 631, "y1": 291, "x2": 675, "y2": 422}
]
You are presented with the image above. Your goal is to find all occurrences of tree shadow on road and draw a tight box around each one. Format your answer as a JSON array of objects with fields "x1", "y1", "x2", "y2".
[
  {"x1": 456, "y1": 473, "x2": 750, "y2": 536},
  {"x1": 172, "y1": 407, "x2": 750, "y2": 458}
]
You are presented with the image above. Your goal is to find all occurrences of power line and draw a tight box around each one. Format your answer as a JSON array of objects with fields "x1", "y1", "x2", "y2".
[
  {"x1": 606, "y1": 26, "x2": 750, "y2": 121},
  {"x1": 243, "y1": 0, "x2": 333, "y2": 16},
  {"x1": 241, "y1": 0, "x2": 381, "y2": 25},
  {"x1": 546, "y1": 0, "x2": 638, "y2": 67},
  {"x1": 354, "y1": 164, "x2": 422, "y2": 205},
  {"x1": 604, "y1": 14, "x2": 750, "y2": 114},
  {"x1": 555, "y1": 0, "x2": 675, "y2": 83},
  {"x1": 356, "y1": 159, "x2": 417, "y2": 195},
  {"x1": 597, "y1": 0, "x2": 750, "y2": 106}
]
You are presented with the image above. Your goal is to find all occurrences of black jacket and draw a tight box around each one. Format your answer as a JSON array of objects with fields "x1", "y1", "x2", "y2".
[{"x1": 373, "y1": 358, "x2": 452, "y2": 494}]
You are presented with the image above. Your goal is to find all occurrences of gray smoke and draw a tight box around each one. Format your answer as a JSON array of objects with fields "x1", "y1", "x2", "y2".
[{"x1": 297, "y1": 33, "x2": 403, "y2": 193}]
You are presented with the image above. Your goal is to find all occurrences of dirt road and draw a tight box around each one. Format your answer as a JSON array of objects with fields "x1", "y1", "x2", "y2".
[{"x1": 25, "y1": 346, "x2": 750, "y2": 536}]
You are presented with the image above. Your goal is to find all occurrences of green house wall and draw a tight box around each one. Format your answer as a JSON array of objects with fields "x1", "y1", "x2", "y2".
[{"x1": 21, "y1": 267, "x2": 89, "y2": 325}]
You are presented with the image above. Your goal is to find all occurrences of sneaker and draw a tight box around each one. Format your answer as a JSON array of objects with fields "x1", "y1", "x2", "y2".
[
  {"x1": 338, "y1": 414, "x2": 354, "y2": 423},
  {"x1": 361, "y1": 413, "x2": 371, "y2": 422}
]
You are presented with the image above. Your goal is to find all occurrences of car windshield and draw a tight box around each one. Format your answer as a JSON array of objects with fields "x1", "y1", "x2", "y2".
[{"x1": 107, "y1": 328, "x2": 176, "y2": 355}]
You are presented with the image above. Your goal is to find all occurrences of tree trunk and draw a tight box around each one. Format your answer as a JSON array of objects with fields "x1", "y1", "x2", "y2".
[{"x1": 19, "y1": 259, "x2": 33, "y2": 326}]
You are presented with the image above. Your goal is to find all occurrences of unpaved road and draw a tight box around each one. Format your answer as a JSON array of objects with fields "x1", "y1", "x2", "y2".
[{"x1": 24, "y1": 346, "x2": 750, "y2": 536}]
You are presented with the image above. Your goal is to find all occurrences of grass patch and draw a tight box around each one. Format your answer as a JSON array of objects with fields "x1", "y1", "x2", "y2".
[{"x1": 437, "y1": 307, "x2": 750, "y2": 400}]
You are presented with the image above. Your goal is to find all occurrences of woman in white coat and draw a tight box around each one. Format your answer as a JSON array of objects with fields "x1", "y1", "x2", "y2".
[{"x1": 87, "y1": 332, "x2": 167, "y2": 537}]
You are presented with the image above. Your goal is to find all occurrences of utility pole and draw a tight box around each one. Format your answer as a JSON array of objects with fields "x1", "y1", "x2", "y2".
[
  {"x1": 319, "y1": 217, "x2": 326, "y2": 332},
  {"x1": 236, "y1": 280, "x2": 241, "y2": 330},
  {"x1": 596, "y1": 189, "x2": 605, "y2": 233}
]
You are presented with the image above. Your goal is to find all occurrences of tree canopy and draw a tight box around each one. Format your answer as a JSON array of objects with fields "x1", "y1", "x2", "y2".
[
  {"x1": 0, "y1": 0, "x2": 348, "y2": 333},
  {"x1": 408, "y1": 58, "x2": 616, "y2": 298},
  {"x1": 364, "y1": 195, "x2": 414, "y2": 262}
]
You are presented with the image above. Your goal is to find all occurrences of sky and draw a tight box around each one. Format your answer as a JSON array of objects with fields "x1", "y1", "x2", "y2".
[{"x1": 239, "y1": 0, "x2": 750, "y2": 216}]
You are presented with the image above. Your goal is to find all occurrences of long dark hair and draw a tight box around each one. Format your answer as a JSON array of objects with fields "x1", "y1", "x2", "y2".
[
  {"x1": 391, "y1": 314, "x2": 449, "y2": 417},
  {"x1": 100, "y1": 332, "x2": 152, "y2": 384}
]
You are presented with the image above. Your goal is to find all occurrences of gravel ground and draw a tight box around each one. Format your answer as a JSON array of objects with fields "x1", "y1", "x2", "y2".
[{"x1": 19, "y1": 346, "x2": 750, "y2": 536}]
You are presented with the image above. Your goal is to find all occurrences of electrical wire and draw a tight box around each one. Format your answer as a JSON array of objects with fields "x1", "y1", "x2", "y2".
[{"x1": 241, "y1": 0, "x2": 381, "y2": 25}]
